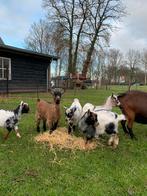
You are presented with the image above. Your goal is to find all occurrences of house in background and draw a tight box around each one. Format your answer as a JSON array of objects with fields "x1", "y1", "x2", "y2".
[{"x1": 0, "y1": 37, "x2": 58, "y2": 93}]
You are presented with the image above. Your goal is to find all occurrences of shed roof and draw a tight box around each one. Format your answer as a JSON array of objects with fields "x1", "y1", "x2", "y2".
[
  {"x1": 0, "y1": 37, "x2": 5, "y2": 45},
  {"x1": 0, "y1": 43, "x2": 58, "y2": 61}
]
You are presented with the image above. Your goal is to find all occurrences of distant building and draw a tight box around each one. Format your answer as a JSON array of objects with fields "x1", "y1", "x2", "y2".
[{"x1": 0, "y1": 37, "x2": 58, "y2": 92}]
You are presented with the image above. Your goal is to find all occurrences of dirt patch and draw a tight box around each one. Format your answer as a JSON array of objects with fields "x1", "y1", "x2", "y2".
[{"x1": 34, "y1": 127, "x2": 98, "y2": 151}]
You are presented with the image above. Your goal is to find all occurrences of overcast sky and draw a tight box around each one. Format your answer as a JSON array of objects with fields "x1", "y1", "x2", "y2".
[{"x1": 0, "y1": 0, "x2": 147, "y2": 53}]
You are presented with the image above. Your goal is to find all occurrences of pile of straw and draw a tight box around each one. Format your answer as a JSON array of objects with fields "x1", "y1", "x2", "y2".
[{"x1": 34, "y1": 127, "x2": 97, "y2": 151}]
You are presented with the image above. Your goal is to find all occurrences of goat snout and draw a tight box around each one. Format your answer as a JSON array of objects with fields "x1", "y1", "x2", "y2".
[{"x1": 55, "y1": 97, "x2": 61, "y2": 104}]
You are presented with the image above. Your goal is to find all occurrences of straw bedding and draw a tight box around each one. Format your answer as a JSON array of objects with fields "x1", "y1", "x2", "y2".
[{"x1": 35, "y1": 127, "x2": 98, "y2": 151}]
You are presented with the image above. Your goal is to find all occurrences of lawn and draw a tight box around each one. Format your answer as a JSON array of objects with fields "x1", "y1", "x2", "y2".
[{"x1": 0, "y1": 86, "x2": 147, "y2": 196}]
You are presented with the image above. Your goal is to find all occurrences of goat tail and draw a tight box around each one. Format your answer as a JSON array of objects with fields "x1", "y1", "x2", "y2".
[{"x1": 117, "y1": 114, "x2": 126, "y2": 122}]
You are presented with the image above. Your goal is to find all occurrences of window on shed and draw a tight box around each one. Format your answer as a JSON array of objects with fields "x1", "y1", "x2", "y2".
[{"x1": 0, "y1": 57, "x2": 11, "y2": 80}]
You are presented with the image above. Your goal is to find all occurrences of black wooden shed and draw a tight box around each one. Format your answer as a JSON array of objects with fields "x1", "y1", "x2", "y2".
[{"x1": 0, "y1": 39, "x2": 58, "y2": 93}]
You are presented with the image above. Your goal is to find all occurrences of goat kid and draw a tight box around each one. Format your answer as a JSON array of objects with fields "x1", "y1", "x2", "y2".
[
  {"x1": 80, "y1": 94, "x2": 115, "y2": 120},
  {"x1": 36, "y1": 88, "x2": 64, "y2": 134},
  {"x1": 79, "y1": 109, "x2": 125, "y2": 148},
  {"x1": 0, "y1": 101, "x2": 29, "y2": 139},
  {"x1": 64, "y1": 98, "x2": 82, "y2": 134},
  {"x1": 94, "y1": 110, "x2": 125, "y2": 148},
  {"x1": 94, "y1": 95, "x2": 116, "y2": 111},
  {"x1": 79, "y1": 109, "x2": 98, "y2": 142}
]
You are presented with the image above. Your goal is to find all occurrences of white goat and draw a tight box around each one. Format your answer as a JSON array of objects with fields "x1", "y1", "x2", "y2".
[
  {"x1": 79, "y1": 96, "x2": 116, "y2": 135},
  {"x1": 0, "y1": 101, "x2": 29, "y2": 139},
  {"x1": 64, "y1": 98, "x2": 82, "y2": 133},
  {"x1": 80, "y1": 109, "x2": 125, "y2": 148},
  {"x1": 81, "y1": 95, "x2": 115, "y2": 117},
  {"x1": 95, "y1": 110, "x2": 126, "y2": 148},
  {"x1": 94, "y1": 95, "x2": 116, "y2": 111}
]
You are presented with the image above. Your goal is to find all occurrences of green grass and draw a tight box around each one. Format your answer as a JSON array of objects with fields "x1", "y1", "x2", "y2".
[{"x1": 0, "y1": 86, "x2": 147, "y2": 196}]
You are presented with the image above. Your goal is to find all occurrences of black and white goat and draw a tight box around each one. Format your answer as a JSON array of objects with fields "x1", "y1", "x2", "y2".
[
  {"x1": 64, "y1": 98, "x2": 82, "y2": 134},
  {"x1": 79, "y1": 109, "x2": 126, "y2": 148},
  {"x1": 0, "y1": 101, "x2": 29, "y2": 139}
]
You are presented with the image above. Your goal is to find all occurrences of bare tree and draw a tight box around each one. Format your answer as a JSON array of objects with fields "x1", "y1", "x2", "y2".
[
  {"x1": 91, "y1": 48, "x2": 106, "y2": 88},
  {"x1": 25, "y1": 19, "x2": 53, "y2": 54},
  {"x1": 82, "y1": 0, "x2": 126, "y2": 77},
  {"x1": 126, "y1": 49, "x2": 140, "y2": 90},
  {"x1": 25, "y1": 20, "x2": 68, "y2": 75},
  {"x1": 43, "y1": 0, "x2": 90, "y2": 75},
  {"x1": 107, "y1": 48, "x2": 123, "y2": 84}
]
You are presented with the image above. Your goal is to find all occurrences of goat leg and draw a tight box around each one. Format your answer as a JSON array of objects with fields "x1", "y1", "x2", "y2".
[
  {"x1": 43, "y1": 120, "x2": 46, "y2": 131},
  {"x1": 4, "y1": 131, "x2": 11, "y2": 140},
  {"x1": 127, "y1": 126, "x2": 137, "y2": 140},
  {"x1": 36, "y1": 119, "x2": 41, "y2": 132},
  {"x1": 53, "y1": 121, "x2": 58, "y2": 130},
  {"x1": 108, "y1": 134, "x2": 119, "y2": 149},
  {"x1": 73, "y1": 125, "x2": 76, "y2": 132},
  {"x1": 14, "y1": 126, "x2": 21, "y2": 138},
  {"x1": 4, "y1": 126, "x2": 12, "y2": 140},
  {"x1": 121, "y1": 120, "x2": 129, "y2": 134},
  {"x1": 68, "y1": 125, "x2": 73, "y2": 134},
  {"x1": 50, "y1": 121, "x2": 58, "y2": 134}
]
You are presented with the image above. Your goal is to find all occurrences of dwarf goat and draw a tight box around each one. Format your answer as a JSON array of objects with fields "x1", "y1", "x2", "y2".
[
  {"x1": 64, "y1": 98, "x2": 82, "y2": 133},
  {"x1": 0, "y1": 101, "x2": 29, "y2": 139},
  {"x1": 79, "y1": 109, "x2": 125, "y2": 148},
  {"x1": 36, "y1": 88, "x2": 64, "y2": 134}
]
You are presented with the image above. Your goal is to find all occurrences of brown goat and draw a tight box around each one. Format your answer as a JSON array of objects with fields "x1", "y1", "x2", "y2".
[
  {"x1": 112, "y1": 90, "x2": 147, "y2": 139},
  {"x1": 36, "y1": 88, "x2": 64, "y2": 133}
]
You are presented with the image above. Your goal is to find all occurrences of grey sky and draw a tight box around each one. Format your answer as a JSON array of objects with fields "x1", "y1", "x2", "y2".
[{"x1": 110, "y1": 0, "x2": 147, "y2": 52}]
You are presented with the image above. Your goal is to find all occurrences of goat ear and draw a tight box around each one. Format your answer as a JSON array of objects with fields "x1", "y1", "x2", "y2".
[
  {"x1": 20, "y1": 101, "x2": 24, "y2": 105},
  {"x1": 72, "y1": 107, "x2": 77, "y2": 112},
  {"x1": 111, "y1": 93, "x2": 114, "y2": 98},
  {"x1": 73, "y1": 107, "x2": 77, "y2": 112},
  {"x1": 87, "y1": 109, "x2": 91, "y2": 115}
]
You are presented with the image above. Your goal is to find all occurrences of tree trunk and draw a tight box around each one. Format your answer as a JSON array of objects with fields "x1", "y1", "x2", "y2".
[
  {"x1": 72, "y1": 17, "x2": 86, "y2": 74},
  {"x1": 68, "y1": 31, "x2": 73, "y2": 75},
  {"x1": 82, "y1": 33, "x2": 97, "y2": 77}
]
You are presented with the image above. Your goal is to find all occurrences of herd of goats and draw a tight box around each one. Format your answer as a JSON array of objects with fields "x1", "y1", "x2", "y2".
[{"x1": 0, "y1": 88, "x2": 147, "y2": 148}]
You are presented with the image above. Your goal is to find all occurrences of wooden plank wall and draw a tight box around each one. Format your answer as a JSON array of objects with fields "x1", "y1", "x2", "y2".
[{"x1": 0, "y1": 51, "x2": 51, "y2": 92}]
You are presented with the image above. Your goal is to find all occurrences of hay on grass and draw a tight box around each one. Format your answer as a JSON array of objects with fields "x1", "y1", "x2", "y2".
[{"x1": 35, "y1": 127, "x2": 98, "y2": 151}]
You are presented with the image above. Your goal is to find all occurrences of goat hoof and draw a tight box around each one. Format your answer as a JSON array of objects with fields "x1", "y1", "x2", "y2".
[
  {"x1": 131, "y1": 136, "x2": 137, "y2": 140},
  {"x1": 16, "y1": 133, "x2": 21, "y2": 138},
  {"x1": 49, "y1": 130, "x2": 53, "y2": 134}
]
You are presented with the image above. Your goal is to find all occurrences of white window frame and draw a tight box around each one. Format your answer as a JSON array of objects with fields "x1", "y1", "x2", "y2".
[{"x1": 0, "y1": 57, "x2": 11, "y2": 80}]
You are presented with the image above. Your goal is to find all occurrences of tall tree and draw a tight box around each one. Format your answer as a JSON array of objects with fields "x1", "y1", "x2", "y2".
[
  {"x1": 82, "y1": 0, "x2": 125, "y2": 77},
  {"x1": 43, "y1": 0, "x2": 90, "y2": 75}
]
